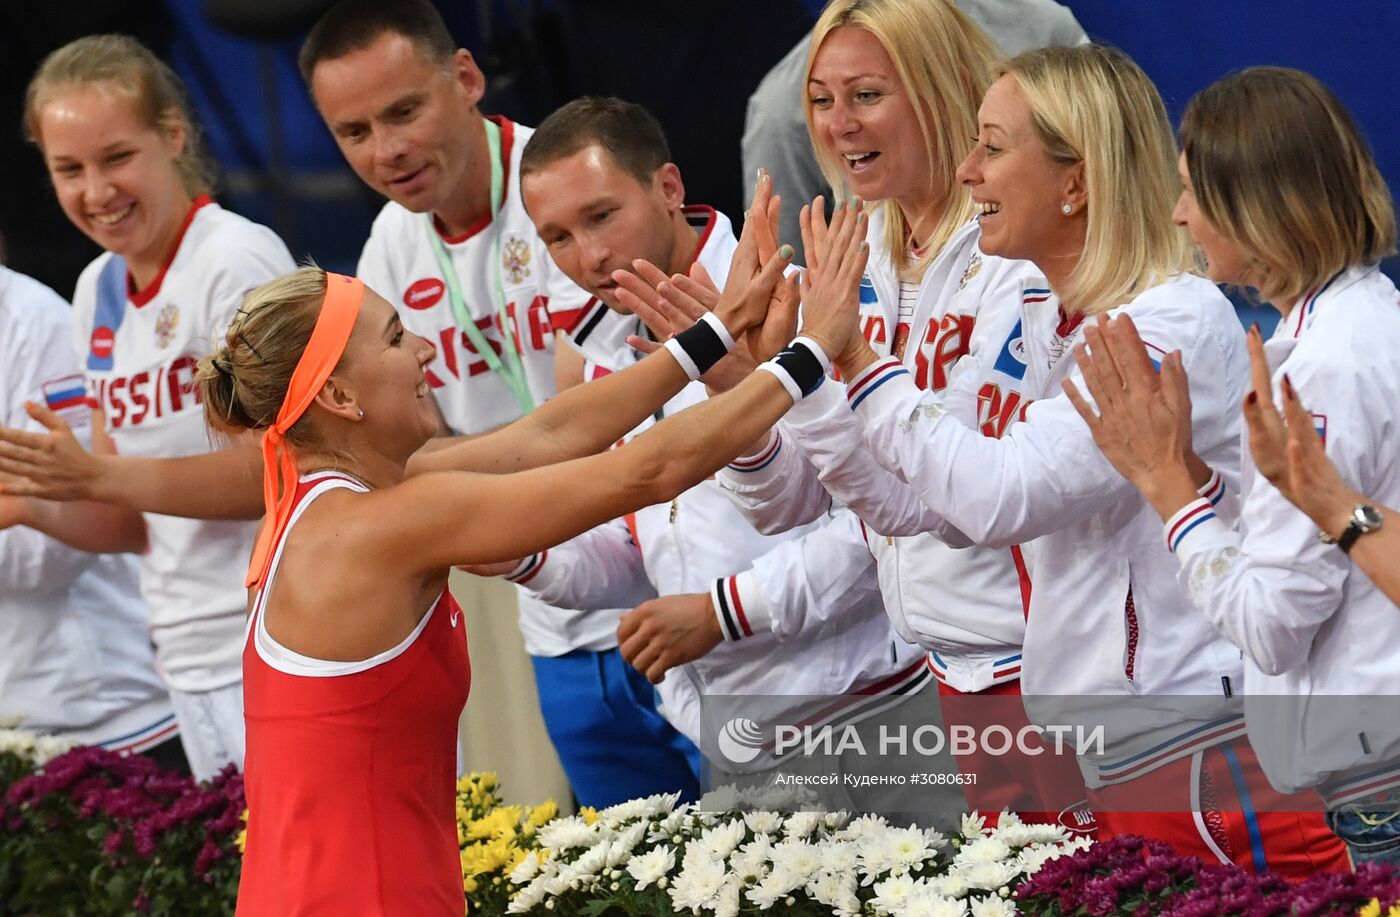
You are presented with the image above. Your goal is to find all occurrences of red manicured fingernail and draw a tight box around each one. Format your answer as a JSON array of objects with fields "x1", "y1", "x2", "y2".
[{"x1": 1246, "y1": 392, "x2": 1257, "y2": 404}]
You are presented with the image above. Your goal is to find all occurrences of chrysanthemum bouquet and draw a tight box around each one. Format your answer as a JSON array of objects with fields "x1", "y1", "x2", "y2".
[{"x1": 498, "y1": 780, "x2": 1091, "y2": 916}]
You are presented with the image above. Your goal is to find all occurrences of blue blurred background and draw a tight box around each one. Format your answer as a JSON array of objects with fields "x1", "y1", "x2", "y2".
[{"x1": 3, "y1": 0, "x2": 1395, "y2": 339}]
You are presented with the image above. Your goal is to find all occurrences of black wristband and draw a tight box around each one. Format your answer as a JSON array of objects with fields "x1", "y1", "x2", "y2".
[
  {"x1": 772, "y1": 341, "x2": 827, "y2": 397},
  {"x1": 664, "y1": 314, "x2": 732, "y2": 380}
]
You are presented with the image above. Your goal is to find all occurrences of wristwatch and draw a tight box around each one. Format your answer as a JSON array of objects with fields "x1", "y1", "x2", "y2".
[{"x1": 1319, "y1": 504, "x2": 1383, "y2": 553}]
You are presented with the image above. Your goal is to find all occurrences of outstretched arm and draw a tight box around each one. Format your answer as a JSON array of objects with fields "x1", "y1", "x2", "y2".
[
  {"x1": 374, "y1": 205, "x2": 872, "y2": 576},
  {"x1": 0, "y1": 403, "x2": 265, "y2": 519},
  {"x1": 410, "y1": 175, "x2": 793, "y2": 477}
]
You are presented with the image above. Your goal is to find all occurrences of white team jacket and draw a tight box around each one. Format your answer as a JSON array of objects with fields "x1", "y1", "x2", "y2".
[
  {"x1": 1168, "y1": 265, "x2": 1400, "y2": 803},
  {"x1": 0, "y1": 266, "x2": 176, "y2": 751},
  {"x1": 827, "y1": 272, "x2": 1251, "y2": 785},
  {"x1": 73, "y1": 198, "x2": 292, "y2": 694},
  {"x1": 511, "y1": 208, "x2": 927, "y2": 772},
  {"x1": 721, "y1": 218, "x2": 1038, "y2": 692}
]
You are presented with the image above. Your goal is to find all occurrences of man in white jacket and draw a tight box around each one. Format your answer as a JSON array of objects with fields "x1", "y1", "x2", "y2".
[{"x1": 496, "y1": 96, "x2": 938, "y2": 808}]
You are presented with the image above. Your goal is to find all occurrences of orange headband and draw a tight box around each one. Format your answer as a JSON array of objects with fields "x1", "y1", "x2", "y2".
[{"x1": 244, "y1": 272, "x2": 364, "y2": 589}]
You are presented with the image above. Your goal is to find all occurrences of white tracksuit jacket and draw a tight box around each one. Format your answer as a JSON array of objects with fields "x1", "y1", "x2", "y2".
[
  {"x1": 1167, "y1": 265, "x2": 1400, "y2": 804},
  {"x1": 721, "y1": 217, "x2": 1040, "y2": 692},
  {"x1": 732, "y1": 267, "x2": 1253, "y2": 785}
]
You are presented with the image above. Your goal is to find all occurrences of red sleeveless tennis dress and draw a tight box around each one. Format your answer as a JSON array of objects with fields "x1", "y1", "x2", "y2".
[{"x1": 236, "y1": 472, "x2": 471, "y2": 916}]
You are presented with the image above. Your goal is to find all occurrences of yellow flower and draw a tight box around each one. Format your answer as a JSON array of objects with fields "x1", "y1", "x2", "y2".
[
  {"x1": 579, "y1": 806, "x2": 598, "y2": 826},
  {"x1": 467, "y1": 805, "x2": 523, "y2": 841},
  {"x1": 525, "y1": 800, "x2": 558, "y2": 833},
  {"x1": 236, "y1": 808, "x2": 249, "y2": 854},
  {"x1": 1359, "y1": 901, "x2": 1381, "y2": 917}
]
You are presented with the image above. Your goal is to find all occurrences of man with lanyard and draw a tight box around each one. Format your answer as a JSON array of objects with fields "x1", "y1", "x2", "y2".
[
  {"x1": 299, "y1": 0, "x2": 703, "y2": 806},
  {"x1": 464, "y1": 96, "x2": 935, "y2": 806}
]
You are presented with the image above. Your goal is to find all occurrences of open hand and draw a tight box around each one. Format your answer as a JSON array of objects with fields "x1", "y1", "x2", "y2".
[
  {"x1": 1239, "y1": 326, "x2": 1361, "y2": 536},
  {"x1": 617, "y1": 592, "x2": 723, "y2": 684},
  {"x1": 1240, "y1": 325, "x2": 1293, "y2": 497},
  {"x1": 796, "y1": 195, "x2": 872, "y2": 375},
  {"x1": 1063, "y1": 314, "x2": 1198, "y2": 510},
  {"x1": 0, "y1": 403, "x2": 103, "y2": 501}
]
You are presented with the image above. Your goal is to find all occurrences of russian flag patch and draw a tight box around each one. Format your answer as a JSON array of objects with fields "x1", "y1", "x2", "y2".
[
  {"x1": 1312, "y1": 413, "x2": 1328, "y2": 446},
  {"x1": 42, "y1": 374, "x2": 89, "y2": 413}
]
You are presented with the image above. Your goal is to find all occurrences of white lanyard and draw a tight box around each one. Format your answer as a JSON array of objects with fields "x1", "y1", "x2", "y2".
[{"x1": 426, "y1": 118, "x2": 534, "y2": 414}]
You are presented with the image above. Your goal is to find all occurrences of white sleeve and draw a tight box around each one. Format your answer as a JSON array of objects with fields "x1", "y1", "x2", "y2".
[
  {"x1": 1167, "y1": 359, "x2": 1365, "y2": 676},
  {"x1": 357, "y1": 214, "x2": 399, "y2": 306},
  {"x1": 776, "y1": 379, "x2": 969, "y2": 542},
  {"x1": 205, "y1": 225, "x2": 297, "y2": 338},
  {"x1": 710, "y1": 510, "x2": 880, "y2": 643},
  {"x1": 505, "y1": 518, "x2": 657, "y2": 611},
  {"x1": 846, "y1": 297, "x2": 1234, "y2": 548},
  {"x1": 0, "y1": 293, "x2": 96, "y2": 591},
  {"x1": 716, "y1": 423, "x2": 833, "y2": 535}
]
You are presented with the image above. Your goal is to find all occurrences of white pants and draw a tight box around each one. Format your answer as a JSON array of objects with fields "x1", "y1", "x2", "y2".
[{"x1": 167, "y1": 681, "x2": 245, "y2": 782}]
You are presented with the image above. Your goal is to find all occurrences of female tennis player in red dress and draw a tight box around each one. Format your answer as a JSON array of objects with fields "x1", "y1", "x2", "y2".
[{"x1": 201, "y1": 182, "x2": 828, "y2": 912}]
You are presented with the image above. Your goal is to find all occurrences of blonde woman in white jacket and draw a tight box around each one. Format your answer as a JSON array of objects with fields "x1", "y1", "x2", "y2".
[
  {"x1": 787, "y1": 46, "x2": 1348, "y2": 876},
  {"x1": 1069, "y1": 66, "x2": 1400, "y2": 868}
]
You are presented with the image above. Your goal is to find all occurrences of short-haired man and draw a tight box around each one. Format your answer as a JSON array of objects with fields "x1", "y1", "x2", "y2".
[
  {"x1": 507, "y1": 96, "x2": 933, "y2": 789},
  {"x1": 299, "y1": 0, "x2": 703, "y2": 806}
]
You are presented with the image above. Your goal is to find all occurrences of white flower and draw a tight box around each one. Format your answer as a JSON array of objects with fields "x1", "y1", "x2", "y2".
[
  {"x1": 742, "y1": 810, "x2": 783, "y2": 835},
  {"x1": 506, "y1": 876, "x2": 549, "y2": 914},
  {"x1": 783, "y1": 810, "x2": 823, "y2": 839},
  {"x1": 839, "y1": 813, "x2": 890, "y2": 842},
  {"x1": 746, "y1": 865, "x2": 806, "y2": 909},
  {"x1": 926, "y1": 874, "x2": 968, "y2": 899},
  {"x1": 825, "y1": 810, "x2": 851, "y2": 832},
  {"x1": 1014, "y1": 842, "x2": 1068, "y2": 874},
  {"x1": 695, "y1": 784, "x2": 744, "y2": 813},
  {"x1": 606, "y1": 821, "x2": 648, "y2": 867},
  {"x1": 969, "y1": 894, "x2": 1018, "y2": 917},
  {"x1": 960, "y1": 812, "x2": 989, "y2": 839},
  {"x1": 858, "y1": 826, "x2": 912, "y2": 882},
  {"x1": 809, "y1": 871, "x2": 862, "y2": 914},
  {"x1": 955, "y1": 837, "x2": 1010, "y2": 865},
  {"x1": 697, "y1": 818, "x2": 747, "y2": 861},
  {"x1": 669, "y1": 856, "x2": 728, "y2": 911},
  {"x1": 887, "y1": 825, "x2": 935, "y2": 870},
  {"x1": 509, "y1": 850, "x2": 543, "y2": 885},
  {"x1": 900, "y1": 893, "x2": 969, "y2": 917},
  {"x1": 770, "y1": 837, "x2": 823, "y2": 879},
  {"x1": 537, "y1": 815, "x2": 598, "y2": 851},
  {"x1": 625, "y1": 845, "x2": 676, "y2": 891},
  {"x1": 992, "y1": 813, "x2": 1066, "y2": 848},
  {"x1": 598, "y1": 797, "x2": 651, "y2": 825},
  {"x1": 820, "y1": 840, "x2": 859, "y2": 875},
  {"x1": 648, "y1": 809, "x2": 688, "y2": 844},
  {"x1": 729, "y1": 834, "x2": 774, "y2": 882},
  {"x1": 954, "y1": 860, "x2": 1019, "y2": 892},
  {"x1": 871, "y1": 873, "x2": 917, "y2": 914},
  {"x1": 713, "y1": 878, "x2": 741, "y2": 917}
]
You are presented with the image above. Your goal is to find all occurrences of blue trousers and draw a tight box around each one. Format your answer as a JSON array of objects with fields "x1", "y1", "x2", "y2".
[{"x1": 531, "y1": 649, "x2": 704, "y2": 808}]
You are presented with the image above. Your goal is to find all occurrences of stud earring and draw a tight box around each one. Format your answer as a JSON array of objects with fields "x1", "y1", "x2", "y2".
[
  {"x1": 1061, "y1": 203, "x2": 1073, "y2": 215},
  {"x1": 357, "y1": 408, "x2": 365, "y2": 419}
]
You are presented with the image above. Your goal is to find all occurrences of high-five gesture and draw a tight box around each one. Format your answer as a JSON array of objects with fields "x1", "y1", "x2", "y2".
[
  {"x1": 795, "y1": 196, "x2": 873, "y2": 378},
  {"x1": 614, "y1": 172, "x2": 797, "y2": 390}
]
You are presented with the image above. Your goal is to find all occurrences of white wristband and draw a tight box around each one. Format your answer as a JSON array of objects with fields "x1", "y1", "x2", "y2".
[{"x1": 757, "y1": 362, "x2": 804, "y2": 403}]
